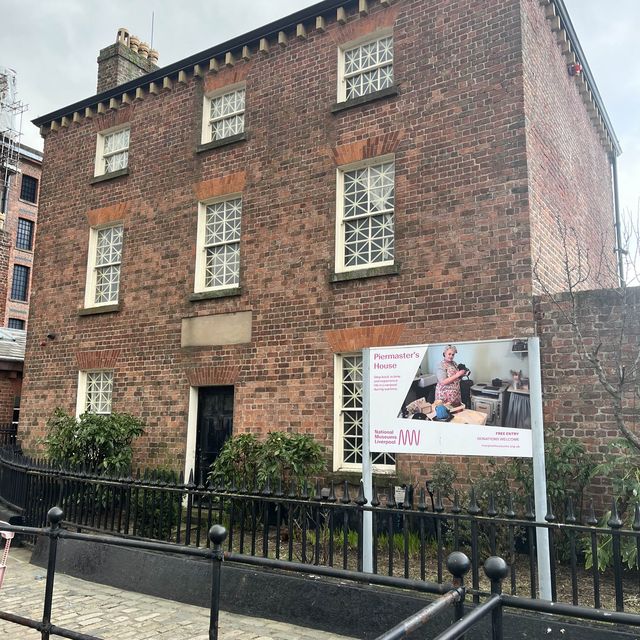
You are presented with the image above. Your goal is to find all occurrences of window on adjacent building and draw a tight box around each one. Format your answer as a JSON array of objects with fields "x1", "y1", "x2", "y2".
[
  {"x1": 202, "y1": 87, "x2": 245, "y2": 144},
  {"x1": 333, "y1": 353, "x2": 395, "y2": 471},
  {"x1": 336, "y1": 158, "x2": 395, "y2": 273},
  {"x1": 85, "y1": 224, "x2": 124, "y2": 307},
  {"x1": 20, "y1": 174, "x2": 38, "y2": 204},
  {"x1": 195, "y1": 197, "x2": 241, "y2": 292},
  {"x1": 95, "y1": 127, "x2": 130, "y2": 176},
  {"x1": 8, "y1": 318, "x2": 25, "y2": 330},
  {"x1": 77, "y1": 371, "x2": 113, "y2": 415},
  {"x1": 10, "y1": 264, "x2": 29, "y2": 301},
  {"x1": 339, "y1": 34, "x2": 393, "y2": 102},
  {"x1": 16, "y1": 218, "x2": 34, "y2": 250}
]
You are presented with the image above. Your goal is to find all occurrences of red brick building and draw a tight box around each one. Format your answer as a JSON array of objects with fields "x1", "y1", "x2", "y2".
[
  {"x1": 22, "y1": 0, "x2": 621, "y2": 482},
  {"x1": 0, "y1": 139, "x2": 42, "y2": 424}
]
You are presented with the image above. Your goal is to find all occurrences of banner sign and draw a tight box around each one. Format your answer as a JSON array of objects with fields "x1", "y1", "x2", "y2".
[{"x1": 368, "y1": 340, "x2": 533, "y2": 457}]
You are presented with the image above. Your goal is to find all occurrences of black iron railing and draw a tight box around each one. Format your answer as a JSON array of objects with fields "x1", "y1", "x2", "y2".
[
  {"x1": 0, "y1": 449, "x2": 639, "y2": 614},
  {"x1": 0, "y1": 508, "x2": 228, "y2": 640},
  {"x1": 0, "y1": 424, "x2": 17, "y2": 449}
]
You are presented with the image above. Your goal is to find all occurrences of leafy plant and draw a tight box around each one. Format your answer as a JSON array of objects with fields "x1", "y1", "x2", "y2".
[
  {"x1": 44, "y1": 408, "x2": 144, "y2": 475},
  {"x1": 258, "y1": 432, "x2": 325, "y2": 491},
  {"x1": 210, "y1": 431, "x2": 325, "y2": 493},
  {"x1": 430, "y1": 461, "x2": 457, "y2": 502},
  {"x1": 209, "y1": 433, "x2": 262, "y2": 489}
]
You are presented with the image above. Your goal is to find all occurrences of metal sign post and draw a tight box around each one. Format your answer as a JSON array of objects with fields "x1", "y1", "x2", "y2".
[
  {"x1": 529, "y1": 337, "x2": 552, "y2": 600},
  {"x1": 362, "y1": 348, "x2": 373, "y2": 573}
]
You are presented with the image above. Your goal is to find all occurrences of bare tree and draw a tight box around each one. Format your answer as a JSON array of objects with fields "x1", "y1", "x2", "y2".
[{"x1": 533, "y1": 211, "x2": 640, "y2": 453}]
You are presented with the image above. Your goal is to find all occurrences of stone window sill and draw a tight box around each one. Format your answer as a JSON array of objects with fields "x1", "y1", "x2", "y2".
[
  {"x1": 331, "y1": 86, "x2": 399, "y2": 114},
  {"x1": 196, "y1": 132, "x2": 247, "y2": 154},
  {"x1": 189, "y1": 288, "x2": 242, "y2": 302},
  {"x1": 78, "y1": 303, "x2": 120, "y2": 316},
  {"x1": 90, "y1": 168, "x2": 129, "y2": 184},
  {"x1": 329, "y1": 263, "x2": 400, "y2": 283}
]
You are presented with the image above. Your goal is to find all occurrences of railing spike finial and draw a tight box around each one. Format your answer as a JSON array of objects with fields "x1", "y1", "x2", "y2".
[
  {"x1": 607, "y1": 498, "x2": 623, "y2": 529},
  {"x1": 313, "y1": 479, "x2": 322, "y2": 501},
  {"x1": 275, "y1": 476, "x2": 284, "y2": 498},
  {"x1": 386, "y1": 485, "x2": 396, "y2": 509},
  {"x1": 452, "y1": 490, "x2": 461, "y2": 514},
  {"x1": 565, "y1": 495, "x2": 576, "y2": 524},
  {"x1": 525, "y1": 495, "x2": 535, "y2": 521},
  {"x1": 487, "y1": 493, "x2": 497, "y2": 517},
  {"x1": 467, "y1": 486, "x2": 481, "y2": 515},
  {"x1": 632, "y1": 503, "x2": 640, "y2": 532},
  {"x1": 300, "y1": 480, "x2": 309, "y2": 500},
  {"x1": 355, "y1": 480, "x2": 367, "y2": 506},
  {"x1": 262, "y1": 476, "x2": 273, "y2": 497},
  {"x1": 340, "y1": 480, "x2": 351, "y2": 504},
  {"x1": 545, "y1": 496, "x2": 556, "y2": 523},
  {"x1": 417, "y1": 487, "x2": 427, "y2": 511},
  {"x1": 434, "y1": 490, "x2": 444, "y2": 513},
  {"x1": 371, "y1": 483, "x2": 380, "y2": 507},
  {"x1": 252, "y1": 476, "x2": 259, "y2": 495},
  {"x1": 505, "y1": 493, "x2": 516, "y2": 519},
  {"x1": 287, "y1": 479, "x2": 297, "y2": 499},
  {"x1": 327, "y1": 481, "x2": 337, "y2": 503}
]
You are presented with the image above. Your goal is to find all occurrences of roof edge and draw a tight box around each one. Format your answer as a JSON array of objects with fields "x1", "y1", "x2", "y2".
[{"x1": 33, "y1": 0, "x2": 353, "y2": 127}]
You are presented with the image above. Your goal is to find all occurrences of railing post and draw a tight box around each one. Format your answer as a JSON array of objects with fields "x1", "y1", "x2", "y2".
[
  {"x1": 42, "y1": 506, "x2": 63, "y2": 640},
  {"x1": 446, "y1": 551, "x2": 471, "y2": 625},
  {"x1": 484, "y1": 556, "x2": 508, "y2": 640},
  {"x1": 208, "y1": 524, "x2": 228, "y2": 640}
]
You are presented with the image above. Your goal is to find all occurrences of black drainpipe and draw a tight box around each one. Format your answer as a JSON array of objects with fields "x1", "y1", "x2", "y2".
[{"x1": 611, "y1": 153, "x2": 625, "y2": 286}]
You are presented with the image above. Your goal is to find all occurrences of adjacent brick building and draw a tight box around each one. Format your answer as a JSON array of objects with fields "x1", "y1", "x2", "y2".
[
  {"x1": 0, "y1": 139, "x2": 42, "y2": 424},
  {"x1": 23, "y1": 0, "x2": 622, "y2": 483}
]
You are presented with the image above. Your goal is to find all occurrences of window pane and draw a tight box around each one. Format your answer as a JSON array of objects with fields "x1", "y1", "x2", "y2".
[
  {"x1": 20, "y1": 175, "x2": 38, "y2": 203},
  {"x1": 10, "y1": 265, "x2": 29, "y2": 301},
  {"x1": 8, "y1": 318, "x2": 25, "y2": 330},
  {"x1": 342, "y1": 162, "x2": 395, "y2": 269},
  {"x1": 339, "y1": 354, "x2": 394, "y2": 466},
  {"x1": 101, "y1": 128, "x2": 130, "y2": 174},
  {"x1": 209, "y1": 89, "x2": 245, "y2": 141},
  {"x1": 201, "y1": 198, "x2": 241, "y2": 289},
  {"x1": 344, "y1": 36, "x2": 393, "y2": 100},
  {"x1": 16, "y1": 218, "x2": 34, "y2": 250},
  {"x1": 93, "y1": 225, "x2": 123, "y2": 304},
  {"x1": 86, "y1": 372, "x2": 113, "y2": 414}
]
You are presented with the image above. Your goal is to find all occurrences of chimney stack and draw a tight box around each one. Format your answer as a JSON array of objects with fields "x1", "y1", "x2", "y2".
[{"x1": 96, "y1": 27, "x2": 159, "y2": 94}]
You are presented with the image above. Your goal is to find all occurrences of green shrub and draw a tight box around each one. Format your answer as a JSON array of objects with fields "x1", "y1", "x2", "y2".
[
  {"x1": 210, "y1": 431, "x2": 325, "y2": 493},
  {"x1": 44, "y1": 408, "x2": 144, "y2": 475}
]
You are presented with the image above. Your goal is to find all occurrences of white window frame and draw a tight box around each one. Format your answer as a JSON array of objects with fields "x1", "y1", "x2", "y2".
[
  {"x1": 84, "y1": 223, "x2": 124, "y2": 308},
  {"x1": 335, "y1": 155, "x2": 395, "y2": 274},
  {"x1": 337, "y1": 31, "x2": 394, "y2": 103},
  {"x1": 76, "y1": 370, "x2": 114, "y2": 417},
  {"x1": 333, "y1": 353, "x2": 395, "y2": 473},
  {"x1": 94, "y1": 125, "x2": 130, "y2": 176},
  {"x1": 195, "y1": 195, "x2": 242, "y2": 293},
  {"x1": 201, "y1": 84, "x2": 246, "y2": 144}
]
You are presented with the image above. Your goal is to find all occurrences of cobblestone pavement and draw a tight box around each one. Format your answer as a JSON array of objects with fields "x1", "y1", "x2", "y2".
[{"x1": 0, "y1": 548, "x2": 357, "y2": 639}]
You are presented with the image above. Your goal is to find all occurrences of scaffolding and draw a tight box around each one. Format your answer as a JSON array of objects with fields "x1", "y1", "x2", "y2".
[{"x1": 0, "y1": 67, "x2": 27, "y2": 230}]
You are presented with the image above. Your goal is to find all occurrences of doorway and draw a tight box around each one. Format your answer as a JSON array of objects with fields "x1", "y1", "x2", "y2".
[{"x1": 194, "y1": 386, "x2": 234, "y2": 486}]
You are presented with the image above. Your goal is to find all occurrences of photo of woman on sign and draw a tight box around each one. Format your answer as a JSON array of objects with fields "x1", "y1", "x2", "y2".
[{"x1": 435, "y1": 345, "x2": 469, "y2": 406}]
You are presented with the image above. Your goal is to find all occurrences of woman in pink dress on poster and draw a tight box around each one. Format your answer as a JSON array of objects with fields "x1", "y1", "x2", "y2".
[{"x1": 435, "y1": 345, "x2": 469, "y2": 405}]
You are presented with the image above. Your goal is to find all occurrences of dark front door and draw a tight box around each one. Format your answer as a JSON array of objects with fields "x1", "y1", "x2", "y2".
[{"x1": 195, "y1": 386, "x2": 233, "y2": 486}]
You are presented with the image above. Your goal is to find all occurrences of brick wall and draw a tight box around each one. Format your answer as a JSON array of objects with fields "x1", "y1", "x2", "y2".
[
  {"x1": 21, "y1": 0, "x2": 615, "y2": 481},
  {"x1": 536, "y1": 286, "x2": 640, "y2": 507},
  {"x1": 1, "y1": 155, "x2": 41, "y2": 329},
  {"x1": 0, "y1": 373, "x2": 20, "y2": 424},
  {"x1": 521, "y1": 0, "x2": 617, "y2": 294}
]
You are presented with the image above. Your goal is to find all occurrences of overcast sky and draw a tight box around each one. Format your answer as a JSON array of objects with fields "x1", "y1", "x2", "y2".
[{"x1": 1, "y1": 0, "x2": 638, "y2": 216}]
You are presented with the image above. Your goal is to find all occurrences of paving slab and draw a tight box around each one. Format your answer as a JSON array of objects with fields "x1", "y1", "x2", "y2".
[{"x1": 0, "y1": 548, "x2": 357, "y2": 640}]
